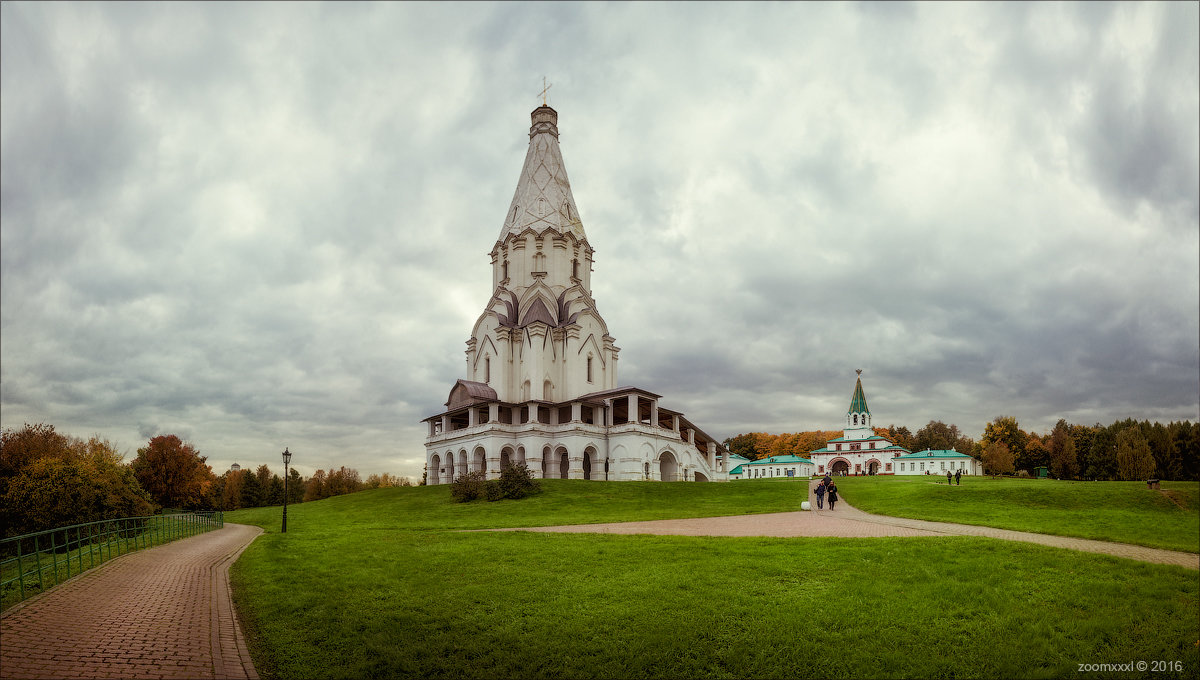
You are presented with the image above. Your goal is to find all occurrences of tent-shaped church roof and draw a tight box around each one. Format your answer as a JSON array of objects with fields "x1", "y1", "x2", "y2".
[
  {"x1": 849, "y1": 375, "x2": 869, "y2": 414},
  {"x1": 497, "y1": 106, "x2": 586, "y2": 243}
]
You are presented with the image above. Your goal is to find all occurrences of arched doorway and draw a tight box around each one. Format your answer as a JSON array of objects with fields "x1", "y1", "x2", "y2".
[
  {"x1": 558, "y1": 447, "x2": 569, "y2": 479},
  {"x1": 430, "y1": 454, "x2": 441, "y2": 485},
  {"x1": 583, "y1": 452, "x2": 592, "y2": 480},
  {"x1": 457, "y1": 450, "x2": 468, "y2": 479},
  {"x1": 693, "y1": 471, "x2": 709, "y2": 482},
  {"x1": 500, "y1": 447, "x2": 513, "y2": 468},
  {"x1": 473, "y1": 447, "x2": 486, "y2": 473},
  {"x1": 831, "y1": 459, "x2": 850, "y2": 476},
  {"x1": 867, "y1": 459, "x2": 880, "y2": 475},
  {"x1": 659, "y1": 451, "x2": 678, "y2": 482}
]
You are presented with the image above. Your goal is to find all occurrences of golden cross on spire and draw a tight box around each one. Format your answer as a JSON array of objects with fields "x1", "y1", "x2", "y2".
[{"x1": 538, "y1": 76, "x2": 552, "y2": 106}]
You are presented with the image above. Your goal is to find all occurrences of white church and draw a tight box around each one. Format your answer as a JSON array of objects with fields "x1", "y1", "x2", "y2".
[{"x1": 423, "y1": 105, "x2": 731, "y2": 484}]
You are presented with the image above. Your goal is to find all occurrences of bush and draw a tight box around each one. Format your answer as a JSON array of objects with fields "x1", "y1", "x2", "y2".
[
  {"x1": 450, "y1": 470, "x2": 486, "y2": 503},
  {"x1": 498, "y1": 463, "x2": 541, "y2": 500},
  {"x1": 450, "y1": 465, "x2": 541, "y2": 503},
  {"x1": 484, "y1": 480, "x2": 505, "y2": 502}
]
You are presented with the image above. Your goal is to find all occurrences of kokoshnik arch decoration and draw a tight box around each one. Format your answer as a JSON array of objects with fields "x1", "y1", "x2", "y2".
[{"x1": 423, "y1": 104, "x2": 732, "y2": 484}]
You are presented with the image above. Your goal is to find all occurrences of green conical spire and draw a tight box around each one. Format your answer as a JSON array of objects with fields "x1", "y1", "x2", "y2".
[{"x1": 848, "y1": 371, "x2": 869, "y2": 414}]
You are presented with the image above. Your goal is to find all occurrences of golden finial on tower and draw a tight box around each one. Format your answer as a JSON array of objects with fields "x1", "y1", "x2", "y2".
[{"x1": 538, "y1": 76, "x2": 553, "y2": 107}]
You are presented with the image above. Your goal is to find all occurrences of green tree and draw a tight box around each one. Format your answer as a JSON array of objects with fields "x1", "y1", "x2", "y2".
[
  {"x1": 1116, "y1": 427, "x2": 1156, "y2": 481},
  {"x1": 267, "y1": 475, "x2": 285, "y2": 505},
  {"x1": 722, "y1": 434, "x2": 758, "y2": 460},
  {"x1": 131, "y1": 435, "x2": 215, "y2": 510},
  {"x1": 240, "y1": 467, "x2": 264, "y2": 507},
  {"x1": 912, "y1": 421, "x2": 973, "y2": 453},
  {"x1": 1048, "y1": 419, "x2": 1078, "y2": 479},
  {"x1": 287, "y1": 467, "x2": 305, "y2": 503}
]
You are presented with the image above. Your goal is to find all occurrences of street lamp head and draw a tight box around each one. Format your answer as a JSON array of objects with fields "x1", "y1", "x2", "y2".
[{"x1": 282, "y1": 447, "x2": 292, "y2": 465}]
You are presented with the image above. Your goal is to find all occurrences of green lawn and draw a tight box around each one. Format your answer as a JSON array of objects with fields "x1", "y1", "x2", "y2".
[
  {"x1": 833, "y1": 476, "x2": 1199, "y2": 553},
  {"x1": 227, "y1": 482, "x2": 1199, "y2": 679}
]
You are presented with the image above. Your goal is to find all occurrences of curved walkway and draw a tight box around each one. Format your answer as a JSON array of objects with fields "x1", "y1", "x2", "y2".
[
  {"x1": 1, "y1": 523, "x2": 263, "y2": 680},
  {"x1": 495, "y1": 482, "x2": 1199, "y2": 570}
]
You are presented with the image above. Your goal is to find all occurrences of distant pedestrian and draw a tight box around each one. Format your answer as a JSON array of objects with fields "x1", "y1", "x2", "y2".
[
  {"x1": 815, "y1": 481, "x2": 826, "y2": 509},
  {"x1": 955, "y1": 469, "x2": 962, "y2": 485},
  {"x1": 827, "y1": 481, "x2": 839, "y2": 510},
  {"x1": 947, "y1": 471, "x2": 953, "y2": 485}
]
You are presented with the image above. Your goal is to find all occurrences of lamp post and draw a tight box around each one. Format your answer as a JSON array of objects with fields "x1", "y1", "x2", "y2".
[{"x1": 281, "y1": 447, "x2": 292, "y2": 533}]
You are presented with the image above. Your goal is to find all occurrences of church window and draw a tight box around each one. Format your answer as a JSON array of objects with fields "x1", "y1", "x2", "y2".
[
  {"x1": 920, "y1": 462, "x2": 925, "y2": 471},
  {"x1": 853, "y1": 415, "x2": 858, "y2": 425},
  {"x1": 835, "y1": 444, "x2": 841, "y2": 451},
  {"x1": 869, "y1": 442, "x2": 875, "y2": 449},
  {"x1": 587, "y1": 355, "x2": 593, "y2": 382},
  {"x1": 572, "y1": 258, "x2": 579, "y2": 280},
  {"x1": 485, "y1": 357, "x2": 491, "y2": 383},
  {"x1": 502, "y1": 260, "x2": 509, "y2": 281}
]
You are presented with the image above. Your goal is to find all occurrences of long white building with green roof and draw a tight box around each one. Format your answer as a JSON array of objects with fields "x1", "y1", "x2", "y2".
[
  {"x1": 893, "y1": 449, "x2": 982, "y2": 476},
  {"x1": 728, "y1": 454, "x2": 814, "y2": 480}
]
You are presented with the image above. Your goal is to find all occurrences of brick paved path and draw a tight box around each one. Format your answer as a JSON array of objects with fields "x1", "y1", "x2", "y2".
[
  {"x1": 499, "y1": 481, "x2": 1199, "y2": 570},
  {"x1": 1, "y1": 523, "x2": 262, "y2": 680}
]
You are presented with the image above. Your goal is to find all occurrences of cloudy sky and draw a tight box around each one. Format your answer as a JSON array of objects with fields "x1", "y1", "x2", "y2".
[{"x1": 3, "y1": 2, "x2": 1197, "y2": 481}]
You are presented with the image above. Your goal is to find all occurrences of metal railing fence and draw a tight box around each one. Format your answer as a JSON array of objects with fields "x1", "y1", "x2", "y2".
[{"x1": 1, "y1": 512, "x2": 223, "y2": 611}]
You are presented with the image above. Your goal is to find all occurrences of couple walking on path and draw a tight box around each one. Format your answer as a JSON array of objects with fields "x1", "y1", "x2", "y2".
[{"x1": 814, "y1": 474, "x2": 838, "y2": 510}]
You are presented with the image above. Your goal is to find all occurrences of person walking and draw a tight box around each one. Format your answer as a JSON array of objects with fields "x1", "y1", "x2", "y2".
[
  {"x1": 814, "y1": 480, "x2": 826, "y2": 509},
  {"x1": 823, "y1": 472, "x2": 832, "y2": 487},
  {"x1": 955, "y1": 469, "x2": 962, "y2": 485},
  {"x1": 826, "y1": 481, "x2": 839, "y2": 510},
  {"x1": 947, "y1": 470, "x2": 953, "y2": 485}
]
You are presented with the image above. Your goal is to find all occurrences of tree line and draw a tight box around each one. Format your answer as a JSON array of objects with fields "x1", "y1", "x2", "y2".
[
  {"x1": 1, "y1": 422, "x2": 410, "y2": 538},
  {"x1": 723, "y1": 416, "x2": 1199, "y2": 481}
]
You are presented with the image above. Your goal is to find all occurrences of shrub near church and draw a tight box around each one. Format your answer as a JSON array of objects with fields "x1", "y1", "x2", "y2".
[{"x1": 451, "y1": 463, "x2": 540, "y2": 502}]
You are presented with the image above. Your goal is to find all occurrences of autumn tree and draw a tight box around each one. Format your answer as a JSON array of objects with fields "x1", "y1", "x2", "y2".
[
  {"x1": 2, "y1": 427, "x2": 155, "y2": 537},
  {"x1": 1116, "y1": 427, "x2": 1156, "y2": 481},
  {"x1": 304, "y1": 469, "x2": 327, "y2": 501},
  {"x1": 1023, "y1": 436, "x2": 1050, "y2": 472},
  {"x1": 131, "y1": 435, "x2": 215, "y2": 510},
  {"x1": 981, "y1": 441, "x2": 1014, "y2": 477},
  {"x1": 220, "y1": 469, "x2": 245, "y2": 510},
  {"x1": 884, "y1": 424, "x2": 914, "y2": 451},
  {"x1": 365, "y1": 473, "x2": 411, "y2": 488},
  {"x1": 982, "y1": 416, "x2": 1027, "y2": 469},
  {"x1": 255, "y1": 464, "x2": 272, "y2": 491}
]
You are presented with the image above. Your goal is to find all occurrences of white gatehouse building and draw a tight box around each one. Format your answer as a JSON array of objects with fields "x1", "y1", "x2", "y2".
[
  {"x1": 423, "y1": 105, "x2": 731, "y2": 484},
  {"x1": 809, "y1": 371, "x2": 912, "y2": 476}
]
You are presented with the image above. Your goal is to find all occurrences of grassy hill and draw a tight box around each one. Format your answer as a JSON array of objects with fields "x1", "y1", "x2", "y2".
[
  {"x1": 833, "y1": 476, "x2": 1199, "y2": 553},
  {"x1": 226, "y1": 481, "x2": 1199, "y2": 679}
]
